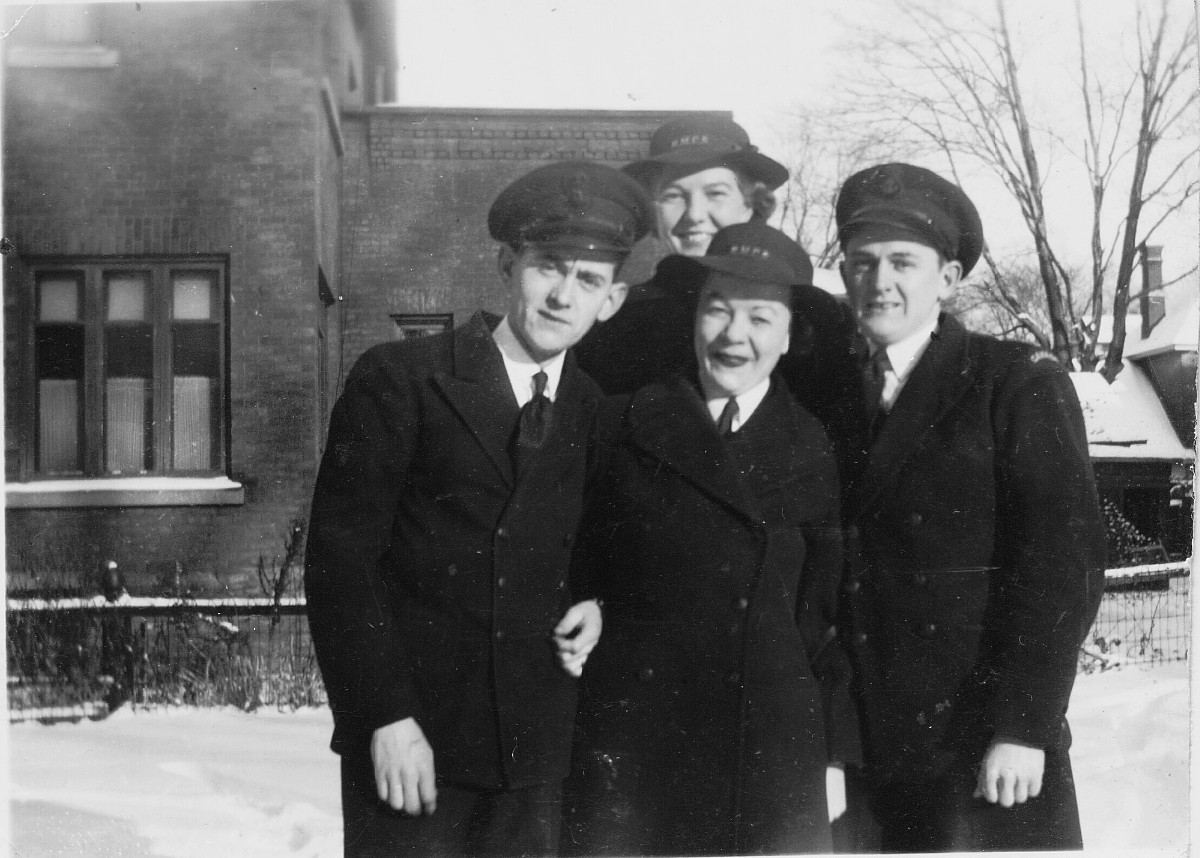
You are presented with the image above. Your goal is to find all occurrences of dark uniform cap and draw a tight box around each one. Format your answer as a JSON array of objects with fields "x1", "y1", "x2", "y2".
[
  {"x1": 488, "y1": 160, "x2": 654, "y2": 255},
  {"x1": 623, "y1": 114, "x2": 789, "y2": 191},
  {"x1": 657, "y1": 222, "x2": 814, "y2": 291},
  {"x1": 836, "y1": 162, "x2": 984, "y2": 275}
]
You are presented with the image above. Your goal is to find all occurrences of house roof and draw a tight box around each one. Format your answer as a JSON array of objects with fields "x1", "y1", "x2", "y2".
[
  {"x1": 1124, "y1": 294, "x2": 1199, "y2": 359},
  {"x1": 1070, "y1": 362, "x2": 1194, "y2": 462}
]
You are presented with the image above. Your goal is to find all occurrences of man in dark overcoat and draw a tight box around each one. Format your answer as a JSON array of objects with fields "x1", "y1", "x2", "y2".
[
  {"x1": 833, "y1": 162, "x2": 1107, "y2": 852},
  {"x1": 304, "y1": 161, "x2": 653, "y2": 857},
  {"x1": 563, "y1": 223, "x2": 856, "y2": 856},
  {"x1": 574, "y1": 115, "x2": 862, "y2": 480}
]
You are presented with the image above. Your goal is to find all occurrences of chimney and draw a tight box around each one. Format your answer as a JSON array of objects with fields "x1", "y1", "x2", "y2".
[{"x1": 1140, "y1": 244, "x2": 1165, "y2": 338}]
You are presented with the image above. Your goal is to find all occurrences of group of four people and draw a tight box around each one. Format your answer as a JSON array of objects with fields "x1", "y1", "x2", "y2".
[{"x1": 305, "y1": 115, "x2": 1106, "y2": 857}]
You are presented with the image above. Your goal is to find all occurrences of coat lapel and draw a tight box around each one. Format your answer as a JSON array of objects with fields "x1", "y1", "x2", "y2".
[
  {"x1": 625, "y1": 374, "x2": 762, "y2": 524},
  {"x1": 432, "y1": 312, "x2": 519, "y2": 486},
  {"x1": 850, "y1": 315, "x2": 979, "y2": 516}
]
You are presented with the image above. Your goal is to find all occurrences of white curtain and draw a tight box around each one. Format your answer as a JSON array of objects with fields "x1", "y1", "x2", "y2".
[
  {"x1": 173, "y1": 376, "x2": 212, "y2": 470},
  {"x1": 37, "y1": 379, "x2": 80, "y2": 473},
  {"x1": 105, "y1": 377, "x2": 147, "y2": 473}
]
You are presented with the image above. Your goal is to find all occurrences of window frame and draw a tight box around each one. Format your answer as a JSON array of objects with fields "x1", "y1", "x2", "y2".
[{"x1": 17, "y1": 256, "x2": 231, "y2": 483}]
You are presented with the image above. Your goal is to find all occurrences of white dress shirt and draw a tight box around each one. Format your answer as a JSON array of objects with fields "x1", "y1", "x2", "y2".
[
  {"x1": 492, "y1": 317, "x2": 565, "y2": 405},
  {"x1": 868, "y1": 313, "x2": 940, "y2": 412},
  {"x1": 705, "y1": 376, "x2": 772, "y2": 434}
]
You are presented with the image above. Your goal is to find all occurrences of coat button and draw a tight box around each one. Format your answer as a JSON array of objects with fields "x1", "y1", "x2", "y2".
[
  {"x1": 844, "y1": 579, "x2": 861, "y2": 595},
  {"x1": 733, "y1": 596, "x2": 749, "y2": 611},
  {"x1": 912, "y1": 573, "x2": 929, "y2": 586},
  {"x1": 447, "y1": 564, "x2": 457, "y2": 577},
  {"x1": 497, "y1": 577, "x2": 507, "y2": 588},
  {"x1": 718, "y1": 563, "x2": 732, "y2": 574},
  {"x1": 638, "y1": 666, "x2": 655, "y2": 681},
  {"x1": 724, "y1": 671, "x2": 741, "y2": 688},
  {"x1": 908, "y1": 512, "x2": 924, "y2": 528},
  {"x1": 496, "y1": 526, "x2": 508, "y2": 539},
  {"x1": 916, "y1": 623, "x2": 937, "y2": 639},
  {"x1": 495, "y1": 629, "x2": 506, "y2": 641},
  {"x1": 852, "y1": 632, "x2": 869, "y2": 646},
  {"x1": 558, "y1": 579, "x2": 566, "y2": 590}
]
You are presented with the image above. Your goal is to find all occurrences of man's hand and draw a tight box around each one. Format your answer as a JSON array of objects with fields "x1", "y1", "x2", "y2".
[
  {"x1": 554, "y1": 599, "x2": 602, "y2": 676},
  {"x1": 974, "y1": 738, "x2": 1045, "y2": 808},
  {"x1": 371, "y1": 717, "x2": 437, "y2": 816},
  {"x1": 826, "y1": 765, "x2": 847, "y2": 822}
]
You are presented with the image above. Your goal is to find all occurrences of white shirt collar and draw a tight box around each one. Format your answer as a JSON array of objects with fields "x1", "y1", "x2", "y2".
[
  {"x1": 705, "y1": 376, "x2": 772, "y2": 434},
  {"x1": 492, "y1": 316, "x2": 565, "y2": 405},
  {"x1": 870, "y1": 312, "x2": 941, "y2": 385}
]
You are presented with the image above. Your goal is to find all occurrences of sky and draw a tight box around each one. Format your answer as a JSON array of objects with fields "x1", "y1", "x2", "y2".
[{"x1": 393, "y1": 0, "x2": 1200, "y2": 287}]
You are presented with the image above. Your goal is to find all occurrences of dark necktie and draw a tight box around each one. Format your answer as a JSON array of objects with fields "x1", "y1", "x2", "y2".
[
  {"x1": 715, "y1": 396, "x2": 739, "y2": 438},
  {"x1": 512, "y1": 370, "x2": 551, "y2": 470},
  {"x1": 863, "y1": 350, "x2": 891, "y2": 440}
]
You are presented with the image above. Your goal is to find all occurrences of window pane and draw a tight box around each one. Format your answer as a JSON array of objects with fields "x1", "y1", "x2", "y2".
[
  {"x1": 38, "y1": 275, "x2": 81, "y2": 322},
  {"x1": 106, "y1": 326, "x2": 153, "y2": 377},
  {"x1": 106, "y1": 378, "x2": 151, "y2": 474},
  {"x1": 35, "y1": 325, "x2": 85, "y2": 378},
  {"x1": 38, "y1": 379, "x2": 81, "y2": 473},
  {"x1": 173, "y1": 324, "x2": 219, "y2": 376},
  {"x1": 173, "y1": 273, "x2": 214, "y2": 320},
  {"x1": 106, "y1": 273, "x2": 149, "y2": 321},
  {"x1": 173, "y1": 376, "x2": 212, "y2": 470}
]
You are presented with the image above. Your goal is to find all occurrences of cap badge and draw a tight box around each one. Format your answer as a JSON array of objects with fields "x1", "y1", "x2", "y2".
[
  {"x1": 868, "y1": 168, "x2": 902, "y2": 199},
  {"x1": 564, "y1": 172, "x2": 590, "y2": 210},
  {"x1": 729, "y1": 244, "x2": 769, "y2": 259},
  {"x1": 670, "y1": 134, "x2": 710, "y2": 149}
]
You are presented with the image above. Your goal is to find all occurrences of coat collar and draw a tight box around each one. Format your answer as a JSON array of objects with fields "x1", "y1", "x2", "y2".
[
  {"x1": 433, "y1": 311, "x2": 598, "y2": 487},
  {"x1": 849, "y1": 314, "x2": 978, "y2": 514},
  {"x1": 624, "y1": 373, "x2": 780, "y2": 524}
]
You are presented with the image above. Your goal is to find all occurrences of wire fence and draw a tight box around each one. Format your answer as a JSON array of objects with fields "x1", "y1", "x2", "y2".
[
  {"x1": 6, "y1": 596, "x2": 323, "y2": 723},
  {"x1": 6, "y1": 561, "x2": 1192, "y2": 722}
]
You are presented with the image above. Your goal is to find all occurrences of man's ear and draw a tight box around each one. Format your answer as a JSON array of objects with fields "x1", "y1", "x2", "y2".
[
  {"x1": 595, "y1": 280, "x2": 629, "y2": 324},
  {"x1": 938, "y1": 258, "x2": 963, "y2": 302},
  {"x1": 497, "y1": 245, "x2": 518, "y2": 282}
]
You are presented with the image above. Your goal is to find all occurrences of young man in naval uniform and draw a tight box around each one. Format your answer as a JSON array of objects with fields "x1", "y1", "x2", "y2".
[
  {"x1": 305, "y1": 160, "x2": 653, "y2": 857},
  {"x1": 834, "y1": 162, "x2": 1106, "y2": 852}
]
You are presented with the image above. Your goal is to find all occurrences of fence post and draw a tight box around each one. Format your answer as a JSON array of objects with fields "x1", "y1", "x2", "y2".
[{"x1": 99, "y1": 561, "x2": 133, "y2": 711}]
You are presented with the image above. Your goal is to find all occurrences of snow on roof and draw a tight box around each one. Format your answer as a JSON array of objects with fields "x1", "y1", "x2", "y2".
[
  {"x1": 1070, "y1": 362, "x2": 1194, "y2": 461},
  {"x1": 1124, "y1": 294, "x2": 1199, "y2": 359}
]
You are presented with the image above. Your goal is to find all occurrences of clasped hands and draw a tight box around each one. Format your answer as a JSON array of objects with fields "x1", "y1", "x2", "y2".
[{"x1": 372, "y1": 599, "x2": 602, "y2": 815}]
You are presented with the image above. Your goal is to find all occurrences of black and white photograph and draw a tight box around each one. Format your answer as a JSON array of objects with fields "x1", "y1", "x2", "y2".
[{"x1": 3, "y1": 0, "x2": 1195, "y2": 855}]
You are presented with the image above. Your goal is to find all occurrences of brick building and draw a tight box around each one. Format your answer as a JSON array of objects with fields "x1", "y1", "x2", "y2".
[{"x1": 3, "y1": 1, "x2": 693, "y2": 595}]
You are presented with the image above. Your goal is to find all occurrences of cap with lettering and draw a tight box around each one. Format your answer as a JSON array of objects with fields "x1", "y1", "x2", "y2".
[
  {"x1": 836, "y1": 162, "x2": 984, "y2": 275},
  {"x1": 623, "y1": 115, "x2": 789, "y2": 191},
  {"x1": 488, "y1": 160, "x2": 654, "y2": 255},
  {"x1": 657, "y1": 222, "x2": 813, "y2": 290}
]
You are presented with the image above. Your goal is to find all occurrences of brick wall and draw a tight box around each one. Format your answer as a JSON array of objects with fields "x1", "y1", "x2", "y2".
[{"x1": 4, "y1": 1, "x2": 339, "y2": 594}]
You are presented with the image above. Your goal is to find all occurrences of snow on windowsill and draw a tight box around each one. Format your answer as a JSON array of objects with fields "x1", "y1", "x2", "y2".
[{"x1": 5, "y1": 476, "x2": 245, "y2": 509}]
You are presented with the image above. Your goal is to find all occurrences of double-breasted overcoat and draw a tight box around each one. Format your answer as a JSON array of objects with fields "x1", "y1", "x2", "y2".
[
  {"x1": 840, "y1": 314, "x2": 1106, "y2": 850},
  {"x1": 305, "y1": 311, "x2": 601, "y2": 790},
  {"x1": 563, "y1": 375, "x2": 853, "y2": 856}
]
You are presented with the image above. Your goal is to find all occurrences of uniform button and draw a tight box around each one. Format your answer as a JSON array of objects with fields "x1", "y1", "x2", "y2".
[
  {"x1": 638, "y1": 666, "x2": 655, "y2": 681},
  {"x1": 497, "y1": 577, "x2": 507, "y2": 588},
  {"x1": 495, "y1": 630, "x2": 506, "y2": 641},
  {"x1": 912, "y1": 573, "x2": 929, "y2": 586},
  {"x1": 724, "y1": 671, "x2": 741, "y2": 687},
  {"x1": 718, "y1": 563, "x2": 732, "y2": 574},
  {"x1": 908, "y1": 512, "x2": 924, "y2": 528},
  {"x1": 558, "y1": 579, "x2": 566, "y2": 590},
  {"x1": 496, "y1": 526, "x2": 508, "y2": 539},
  {"x1": 844, "y1": 579, "x2": 861, "y2": 594},
  {"x1": 447, "y1": 564, "x2": 458, "y2": 577},
  {"x1": 916, "y1": 623, "x2": 937, "y2": 639},
  {"x1": 852, "y1": 632, "x2": 869, "y2": 646},
  {"x1": 733, "y1": 596, "x2": 749, "y2": 611}
]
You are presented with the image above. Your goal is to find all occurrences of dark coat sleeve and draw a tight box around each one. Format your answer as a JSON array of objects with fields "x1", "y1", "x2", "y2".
[
  {"x1": 983, "y1": 355, "x2": 1106, "y2": 747},
  {"x1": 304, "y1": 346, "x2": 425, "y2": 742}
]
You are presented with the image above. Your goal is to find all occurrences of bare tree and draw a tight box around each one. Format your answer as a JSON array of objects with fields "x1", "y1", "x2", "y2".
[{"x1": 831, "y1": 0, "x2": 1198, "y2": 375}]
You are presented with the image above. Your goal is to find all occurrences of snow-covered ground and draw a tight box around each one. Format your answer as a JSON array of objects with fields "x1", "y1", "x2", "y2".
[{"x1": 5, "y1": 661, "x2": 1191, "y2": 857}]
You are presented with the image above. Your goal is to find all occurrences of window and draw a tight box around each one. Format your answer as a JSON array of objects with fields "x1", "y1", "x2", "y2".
[
  {"x1": 391, "y1": 313, "x2": 452, "y2": 342},
  {"x1": 25, "y1": 259, "x2": 227, "y2": 479}
]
